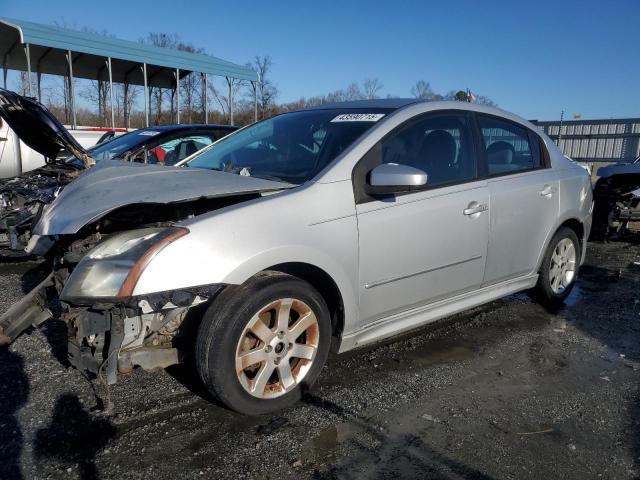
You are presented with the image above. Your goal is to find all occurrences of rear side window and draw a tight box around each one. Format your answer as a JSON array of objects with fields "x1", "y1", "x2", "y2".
[{"x1": 477, "y1": 116, "x2": 542, "y2": 175}]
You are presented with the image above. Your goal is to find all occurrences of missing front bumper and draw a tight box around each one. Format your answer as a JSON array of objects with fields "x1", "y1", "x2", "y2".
[{"x1": 0, "y1": 272, "x2": 54, "y2": 346}]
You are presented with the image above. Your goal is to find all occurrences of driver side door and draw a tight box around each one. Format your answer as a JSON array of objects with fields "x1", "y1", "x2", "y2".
[{"x1": 354, "y1": 111, "x2": 490, "y2": 327}]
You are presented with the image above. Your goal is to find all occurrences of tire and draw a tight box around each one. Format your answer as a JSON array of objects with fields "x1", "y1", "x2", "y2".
[
  {"x1": 195, "y1": 271, "x2": 331, "y2": 415},
  {"x1": 533, "y1": 227, "x2": 580, "y2": 307}
]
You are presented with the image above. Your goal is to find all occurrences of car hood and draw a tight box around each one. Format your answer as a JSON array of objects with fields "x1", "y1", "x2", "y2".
[
  {"x1": 597, "y1": 162, "x2": 640, "y2": 178},
  {"x1": 34, "y1": 160, "x2": 295, "y2": 235},
  {"x1": 0, "y1": 88, "x2": 92, "y2": 167}
]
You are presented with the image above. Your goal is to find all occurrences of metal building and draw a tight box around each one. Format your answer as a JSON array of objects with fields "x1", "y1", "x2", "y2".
[
  {"x1": 533, "y1": 118, "x2": 640, "y2": 163},
  {"x1": 0, "y1": 17, "x2": 259, "y2": 128}
]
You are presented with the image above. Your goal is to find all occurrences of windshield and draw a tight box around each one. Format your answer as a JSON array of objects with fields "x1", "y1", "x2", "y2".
[
  {"x1": 186, "y1": 109, "x2": 392, "y2": 183},
  {"x1": 65, "y1": 128, "x2": 165, "y2": 166}
]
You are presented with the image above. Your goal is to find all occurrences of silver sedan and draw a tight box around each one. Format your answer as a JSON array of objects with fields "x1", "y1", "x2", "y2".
[{"x1": 1, "y1": 99, "x2": 593, "y2": 415}]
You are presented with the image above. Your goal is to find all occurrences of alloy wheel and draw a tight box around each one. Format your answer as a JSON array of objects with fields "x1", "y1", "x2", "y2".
[
  {"x1": 235, "y1": 298, "x2": 320, "y2": 399},
  {"x1": 549, "y1": 237, "x2": 576, "y2": 294}
]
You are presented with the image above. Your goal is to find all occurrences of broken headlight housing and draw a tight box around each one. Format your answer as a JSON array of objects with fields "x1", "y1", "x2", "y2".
[{"x1": 61, "y1": 227, "x2": 189, "y2": 300}]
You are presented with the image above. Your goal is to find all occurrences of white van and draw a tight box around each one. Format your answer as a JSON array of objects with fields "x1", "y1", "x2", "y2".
[{"x1": 0, "y1": 119, "x2": 126, "y2": 178}]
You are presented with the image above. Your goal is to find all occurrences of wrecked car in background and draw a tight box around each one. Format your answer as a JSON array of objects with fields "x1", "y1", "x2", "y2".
[
  {"x1": 0, "y1": 98, "x2": 592, "y2": 415},
  {"x1": 0, "y1": 88, "x2": 236, "y2": 256},
  {"x1": 591, "y1": 155, "x2": 640, "y2": 240}
]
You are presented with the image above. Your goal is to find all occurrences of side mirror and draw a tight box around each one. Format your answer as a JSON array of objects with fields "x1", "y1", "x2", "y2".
[{"x1": 366, "y1": 163, "x2": 428, "y2": 195}]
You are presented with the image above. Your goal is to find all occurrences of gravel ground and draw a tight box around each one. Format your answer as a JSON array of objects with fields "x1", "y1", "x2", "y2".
[{"x1": 1, "y1": 241, "x2": 640, "y2": 479}]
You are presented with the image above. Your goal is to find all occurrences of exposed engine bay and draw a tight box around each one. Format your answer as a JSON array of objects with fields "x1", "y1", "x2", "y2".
[
  {"x1": 0, "y1": 162, "x2": 82, "y2": 254},
  {"x1": 591, "y1": 161, "x2": 640, "y2": 240}
]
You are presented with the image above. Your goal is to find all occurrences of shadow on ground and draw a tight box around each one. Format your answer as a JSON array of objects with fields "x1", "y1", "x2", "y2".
[
  {"x1": 0, "y1": 348, "x2": 29, "y2": 480},
  {"x1": 34, "y1": 393, "x2": 116, "y2": 480}
]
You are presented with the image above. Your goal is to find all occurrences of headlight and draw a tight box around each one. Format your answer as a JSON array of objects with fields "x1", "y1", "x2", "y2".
[{"x1": 61, "y1": 227, "x2": 189, "y2": 300}]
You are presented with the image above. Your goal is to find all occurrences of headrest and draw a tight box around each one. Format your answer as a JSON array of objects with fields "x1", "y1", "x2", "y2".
[{"x1": 487, "y1": 141, "x2": 515, "y2": 165}]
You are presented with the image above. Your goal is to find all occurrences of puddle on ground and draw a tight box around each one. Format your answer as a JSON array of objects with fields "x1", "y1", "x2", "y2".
[
  {"x1": 564, "y1": 285, "x2": 583, "y2": 307},
  {"x1": 300, "y1": 422, "x2": 361, "y2": 463},
  {"x1": 405, "y1": 339, "x2": 476, "y2": 368}
]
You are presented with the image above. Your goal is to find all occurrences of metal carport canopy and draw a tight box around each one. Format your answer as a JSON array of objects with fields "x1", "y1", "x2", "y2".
[
  {"x1": 0, "y1": 17, "x2": 258, "y2": 128},
  {"x1": 0, "y1": 17, "x2": 258, "y2": 87}
]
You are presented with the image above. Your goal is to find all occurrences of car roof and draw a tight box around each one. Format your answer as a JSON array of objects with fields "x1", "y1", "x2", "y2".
[
  {"x1": 302, "y1": 98, "x2": 421, "y2": 110},
  {"x1": 139, "y1": 124, "x2": 237, "y2": 133},
  {"x1": 300, "y1": 98, "x2": 521, "y2": 123}
]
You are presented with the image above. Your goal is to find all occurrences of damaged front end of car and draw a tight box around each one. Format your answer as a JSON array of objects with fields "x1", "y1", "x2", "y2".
[
  {"x1": 0, "y1": 88, "x2": 92, "y2": 256},
  {"x1": 0, "y1": 152, "x2": 293, "y2": 384},
  {"x1": 592, "y1": 160, "x2": 640, "y2": 240},
  {"x1": 0, "y1": 165, "x2": 82, "y2": 255},
  {"x1": 0, "y1": 226, "x2": 226, "y2": 383}
]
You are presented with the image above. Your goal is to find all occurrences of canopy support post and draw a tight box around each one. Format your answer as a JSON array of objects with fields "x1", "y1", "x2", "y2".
[
  {"x1": 24, "y1": 43, "x2": 32, "y2": 96},
  {"x1": 202, "y1": 73, "x2": 208, "y2": 124},
  {"x1": 3, "y1": 58, "x2": 7, "y2": 89},
  {"x1": 107, "y1": 57, "x2": 115, "y2": 129},
  {"x1": 226, "y1": 77, "x2": 234, "y2": 126},
  {"x1": 175, "y1": 68, "x2": 180, "y2": 124},
  {"x1": 35, "y1": 48, "x2": 51, "y2": 103},
  {"x1": 252, "y1": 81, "x2": 258, "y2": 123},
  {"x1": 142, "y1": 63, "x2": 149, "y2": 127},
  {"x1": 66, "y1": 50, "x2": 77, "y2": 129}
]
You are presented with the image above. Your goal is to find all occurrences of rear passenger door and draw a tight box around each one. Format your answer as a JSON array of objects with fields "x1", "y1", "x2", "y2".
[{"x1": 476, "y1": 114, "x2": 559, "y2": 285}]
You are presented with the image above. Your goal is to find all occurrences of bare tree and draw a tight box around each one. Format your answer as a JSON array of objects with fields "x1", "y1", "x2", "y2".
[
  {"x1": 81, "y1": 79, "x2": 109, "y2": 126},
  {"x1": 410, "y1": 80, "x2": 442, "y2": 100},
  {"x1": 176, "y1": 42, "x2": 205, "y2": 123},
  {"x1": 209, "y1": 77, "x2": 244, "y2": 124},
  {"x1": 474, "y1": 95, "x2": 497, "y2": 107},
  {"x1": 17, "y1": 72, "x2": 31, "y2": 96},
  {"x1": 249, "y1": 56, "x2": 278, "y2": 120},
  {"x1": 142, "y1": 32, "x2": 180, "y2": 124},
  {"x1": 362, "y1": 78, "x2": 383, "y2": 99},
  {"x1": 345, "y1": 82, "x2": 364, "y2": 101}
]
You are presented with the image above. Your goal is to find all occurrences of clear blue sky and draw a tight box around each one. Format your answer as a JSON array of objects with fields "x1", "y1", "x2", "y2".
[{"x1": 1, "y1": 0, "x2": 638, "y2": 120}]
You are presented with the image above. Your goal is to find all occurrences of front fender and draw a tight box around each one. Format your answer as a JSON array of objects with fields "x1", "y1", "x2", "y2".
[{"x1": 132, "y1": 180, "x2": 360, "y2": 331}]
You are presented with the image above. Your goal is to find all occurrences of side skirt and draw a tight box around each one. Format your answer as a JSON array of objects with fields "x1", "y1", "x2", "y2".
[{"x1": 338, "y1": 273, "x2": 538, "y2": 353}]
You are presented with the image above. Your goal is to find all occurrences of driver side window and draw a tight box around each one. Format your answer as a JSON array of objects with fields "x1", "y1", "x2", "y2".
[{"x1": 379, "y1": 113, "x2": 476, "y2": 188}]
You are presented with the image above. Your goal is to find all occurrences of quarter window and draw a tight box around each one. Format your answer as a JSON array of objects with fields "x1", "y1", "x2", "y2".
[
  {"x1": 477, "y1": 116, "x2": 542, "y2": 175},
  {"x1": 379, "y1": 113, "x2": 476, "y2": 187}
]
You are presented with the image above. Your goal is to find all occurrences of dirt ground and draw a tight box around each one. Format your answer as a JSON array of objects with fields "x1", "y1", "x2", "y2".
[{"x1": 1, "y1": 241, "x2": 639, "y2": 479}]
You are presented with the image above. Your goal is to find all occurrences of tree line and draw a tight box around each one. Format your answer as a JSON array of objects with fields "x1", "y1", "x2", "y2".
[{"x1": 11, "y1": 27, "x2": 496, "y2": 129}]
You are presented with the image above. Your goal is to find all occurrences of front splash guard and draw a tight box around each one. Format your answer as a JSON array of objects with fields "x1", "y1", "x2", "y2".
[{"x1": 0, "y1": 272, "x2": 54, "y2": 346}]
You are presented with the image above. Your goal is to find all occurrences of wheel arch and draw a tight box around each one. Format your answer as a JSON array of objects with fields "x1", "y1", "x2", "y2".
[
  {"x1": 535, "y1": 217, "x2": 586, "y2": 272},
  {"x1": 264, "y1": 262, "x2": 346, "y2": 339}
]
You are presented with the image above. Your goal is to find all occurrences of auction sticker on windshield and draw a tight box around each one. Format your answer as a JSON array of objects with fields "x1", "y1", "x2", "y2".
[
  {"x1": 331, "y1": 113, "x2": 385, "y2": 122},
  {"x1": 137, "y1": 131, "x2": 161, "y2": 136}
]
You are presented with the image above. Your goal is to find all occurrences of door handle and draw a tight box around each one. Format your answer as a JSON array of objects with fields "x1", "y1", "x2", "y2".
[
  {"x1": 463, "y1": 202, "x2": 488, "y2": 216},
  {"x1": 539, "y1": 184, "x2": 554, "y2": 198}
]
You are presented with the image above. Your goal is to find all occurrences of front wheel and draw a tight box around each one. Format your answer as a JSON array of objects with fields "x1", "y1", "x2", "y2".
[
  {"x1": 532, "y1": 227, "x2": 580, "y2": 307},
  {"x1": 195, "y1": 272, "x2": 331, "y2": 415}
]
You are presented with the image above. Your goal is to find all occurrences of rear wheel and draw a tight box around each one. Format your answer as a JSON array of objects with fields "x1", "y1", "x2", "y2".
[
  {"x1": 196, "y1": 272, "x2": 331, "y2": 415},
  {"x1": 533, "y1": 227, "x2": 580, "y2": 307}
]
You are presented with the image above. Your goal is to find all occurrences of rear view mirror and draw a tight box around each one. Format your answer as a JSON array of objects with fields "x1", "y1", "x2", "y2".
[{"x1": 366, "y1": 163, "x2": 428, "y2": 195}]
